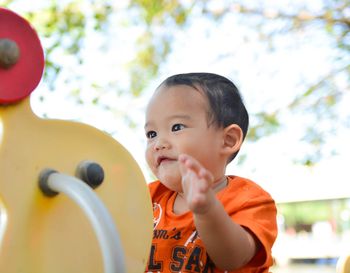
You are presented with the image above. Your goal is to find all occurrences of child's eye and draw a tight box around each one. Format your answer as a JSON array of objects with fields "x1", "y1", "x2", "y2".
[
  {"x1": 172, "y1": 124, "x2": 185, "y2": 132},
  {"x1": 146, "y1": 131, "x2": 157, "y2": 139}
]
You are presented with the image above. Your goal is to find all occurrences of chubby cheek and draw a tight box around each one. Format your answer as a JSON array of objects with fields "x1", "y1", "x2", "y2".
[{"x1": 145, "y1": 146, "x2": 156, "y2": 173}]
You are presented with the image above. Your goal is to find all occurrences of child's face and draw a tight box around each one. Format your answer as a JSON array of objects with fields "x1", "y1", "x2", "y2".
[{"x1": 145, "y1": 84, "x2": 227, "y2": 192}]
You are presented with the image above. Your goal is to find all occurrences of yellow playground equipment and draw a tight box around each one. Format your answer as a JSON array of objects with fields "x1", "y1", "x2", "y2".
[
  {"x1": 337, "y1": 254, "x2": 350, "y2": 273},
  {"x1": 0, "y1": 7, "x2": 152, "y2": 273}
]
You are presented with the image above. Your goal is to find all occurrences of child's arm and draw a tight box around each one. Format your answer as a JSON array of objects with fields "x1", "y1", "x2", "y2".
[{"x1": 178, "y1": 154, "x2": 259, "y2": 271}]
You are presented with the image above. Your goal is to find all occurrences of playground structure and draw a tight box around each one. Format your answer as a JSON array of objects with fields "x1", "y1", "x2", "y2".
[{"x1": 0, "y1": 7, "x2": 152, "y2": 273}]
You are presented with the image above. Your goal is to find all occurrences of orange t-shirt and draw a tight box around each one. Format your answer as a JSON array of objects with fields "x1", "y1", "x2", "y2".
[{"x1": 145, "y1": 175, "x2": 277, "y2": 273}]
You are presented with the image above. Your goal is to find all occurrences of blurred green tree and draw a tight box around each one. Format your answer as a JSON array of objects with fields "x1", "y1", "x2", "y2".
[{"x1": 1, "y1": 0, "x2": 349, "y2": 165}]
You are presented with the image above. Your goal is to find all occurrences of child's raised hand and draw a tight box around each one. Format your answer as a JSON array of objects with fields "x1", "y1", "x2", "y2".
[{"x1": 178, "y1": 154, "x2": 216, "y2": 214}]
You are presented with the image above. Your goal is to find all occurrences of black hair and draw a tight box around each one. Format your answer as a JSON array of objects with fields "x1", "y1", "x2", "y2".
[{"x1": 159, "y1": 72, "x2": 249, "y2": 162}]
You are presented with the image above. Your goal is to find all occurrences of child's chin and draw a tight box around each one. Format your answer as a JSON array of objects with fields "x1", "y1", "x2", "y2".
[{"x1": 160, "y1": 175, "x2": 182, "y2": 192}]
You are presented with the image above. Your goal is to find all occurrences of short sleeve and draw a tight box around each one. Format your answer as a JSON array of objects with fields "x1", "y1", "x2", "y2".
[{"x1": 221, "y1": 176, "x2": 278, "y2": 269}]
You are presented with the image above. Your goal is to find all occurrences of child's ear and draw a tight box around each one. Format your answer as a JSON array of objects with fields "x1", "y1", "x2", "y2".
[{"x1": 222, "y1": 124, "x2": 243, "y2": 155}]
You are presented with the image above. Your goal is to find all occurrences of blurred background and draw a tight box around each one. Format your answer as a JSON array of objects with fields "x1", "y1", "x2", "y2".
[{"x1": 1, "y1": 0, "x2": 349, "y2": 272}]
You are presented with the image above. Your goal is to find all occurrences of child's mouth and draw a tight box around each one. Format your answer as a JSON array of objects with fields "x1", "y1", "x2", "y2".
[{"x1": 157, "y1": 156, "x2": 173, "y2": 166}]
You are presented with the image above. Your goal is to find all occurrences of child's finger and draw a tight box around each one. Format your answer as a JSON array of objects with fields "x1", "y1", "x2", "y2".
[
  {"x1": 179, "y1": 154, "x2": 214, "y2": 188},
  {"x1": 178, "y1": 154, "x2": 203, "y2": 175},
  {"x1": 199, "y1": 168, "x2": 214, "y2": 183}
]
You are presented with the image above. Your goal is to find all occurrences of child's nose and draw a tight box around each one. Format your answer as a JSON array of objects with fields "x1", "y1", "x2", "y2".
[{"x1": 154, "y1": 137, "x2": 170, "y2": 150}]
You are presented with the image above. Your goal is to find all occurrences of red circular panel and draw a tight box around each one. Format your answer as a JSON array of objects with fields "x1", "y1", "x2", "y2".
[{"x1": 0, "y1": 8, "x2": 44, "y2": 104}]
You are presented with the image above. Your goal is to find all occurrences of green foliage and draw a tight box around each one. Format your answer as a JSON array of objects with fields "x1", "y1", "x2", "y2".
[
  {"x1": 279, "y1": 201, "x2": 331, "y2": 227},
  {"x1": 278, "y1": 198, "x2": 350, "y2": 233},
  {"x1": 127, "y1": 0, "x2": 190, "y2": 95},
  {"x1": 247, "y1": 111, "x2": 280, "y2": 140},
  {"x1": 1, "y1": 0, "x2": 349, "y2": 166},
  {"x1": 130, "y1": 0, "x2": 189, "y2": 26},
  {"x1": 0, "y1": 0, "x2": 110, "y2": 90}
]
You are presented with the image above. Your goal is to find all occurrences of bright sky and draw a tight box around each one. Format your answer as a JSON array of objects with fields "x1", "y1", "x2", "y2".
[{"x1": 27, "y1": 1, "x2": 350, "y2": 203}]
